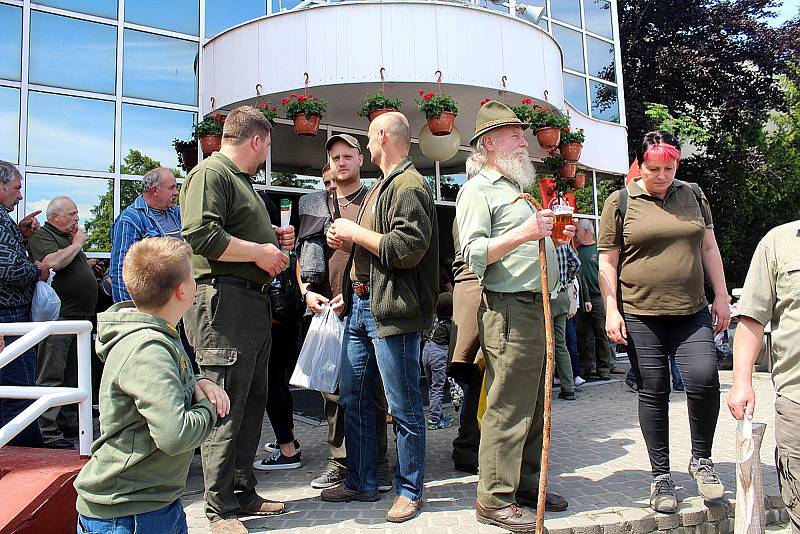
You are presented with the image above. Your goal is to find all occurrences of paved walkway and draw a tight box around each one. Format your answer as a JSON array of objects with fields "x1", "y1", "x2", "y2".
[{"x1": 184, "y1": 369, "x2": 788, "y2": 533}]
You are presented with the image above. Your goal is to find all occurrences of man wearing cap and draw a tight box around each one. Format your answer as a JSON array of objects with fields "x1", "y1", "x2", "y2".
[
  {"x1": 322, "y1": 112, "x2": 438, "y2": 524},
  {"x1": 294, "y1": 134, "x2": 392, "y2": 493},
  {"x1": 456, "y1": 100, "x2": 574, "y2": 530}
]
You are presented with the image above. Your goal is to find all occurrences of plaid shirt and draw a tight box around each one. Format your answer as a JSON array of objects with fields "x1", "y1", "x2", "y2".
[{"x1": 555, "y1": 244, "x2": 581, "y2": 290}]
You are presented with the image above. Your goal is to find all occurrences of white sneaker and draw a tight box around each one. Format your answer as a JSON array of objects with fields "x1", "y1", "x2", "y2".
[{"x1": 575, "y1": 376, "x2": 586, "y2": 387}]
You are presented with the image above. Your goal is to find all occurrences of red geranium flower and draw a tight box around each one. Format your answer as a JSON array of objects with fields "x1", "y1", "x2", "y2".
[
  {"x1": 423, "y1": 93, "x2": 434, "y2": 100},
  {"x1": 480, "y1": 98, "x2": 491, "y2": 106},
  {"x1": 290, "y1": 93, "x2": 297, "y2": 99},
  {"x1": 297, "y1": 95, "x2": 307, "y2": 102},
  {"x1": 565, "y1": 127, "x2": 570, "y2": 133},
  {"x1": 281, "y1": 97, "x2": 290, "y2": 106},
  {"x1": 418, "y1": 89, "x2": 425, "y2": 95},
  {"x1": 522, "y1": 98, "x2": 533, "y2": 105},
  {"x1": 307, "y1": 93, "x2": 315, "y2": 99},
  {"x1": 271, "y1": 106, "x2": 277, "y2": 111},
  {"x1": 548, "y1": 149, "x2": 556, "y2": 156}
]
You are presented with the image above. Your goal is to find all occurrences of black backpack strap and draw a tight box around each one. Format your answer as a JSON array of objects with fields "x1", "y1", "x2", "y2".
[{"x1": 617, "y1": 186, "x2": 629, "y2": 224}]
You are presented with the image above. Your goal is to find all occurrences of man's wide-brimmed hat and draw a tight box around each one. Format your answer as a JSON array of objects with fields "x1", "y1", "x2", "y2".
[{"x1": 470, "y1": 100, "x2": 529, "y2": 145}]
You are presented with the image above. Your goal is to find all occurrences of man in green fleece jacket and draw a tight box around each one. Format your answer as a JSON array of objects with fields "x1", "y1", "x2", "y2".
[
  {"x1": 321, "y1": 112, "x2": 438, "y2": 524},
  {"x1": 74, "y1": 237, "x2": 229, "y2": 534}
]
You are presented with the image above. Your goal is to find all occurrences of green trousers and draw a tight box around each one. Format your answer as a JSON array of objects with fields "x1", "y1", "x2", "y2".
[
  {"x1": 552, "y1": 291, "x2": 574, "y2": 394},
  {"x1": 477, "y1": 289, "x2": 547, "y2": 509},
  {"x1": 184, "y1": 281, "x2": 273, "y2": 523}
]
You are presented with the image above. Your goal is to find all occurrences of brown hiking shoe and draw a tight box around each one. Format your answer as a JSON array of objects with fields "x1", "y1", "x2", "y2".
[
  {"x1": 386, "y1": 495, "x2": 424, "y2": 522},
  {"x1": 475, "y1": 500, "x2": 537, "y2": 532},
  {"x1": 516, "y1": 491, "x2": 569, "y2": 512},
  {"x1": 320, "y1": 482, "x2": 379, "y2": 502},
  {"x1": 210, "y1": 518, "x2": 248, "y2": 534},
  {"x1": 236, "y1": 495, "x2": 286, "y2": 515}
]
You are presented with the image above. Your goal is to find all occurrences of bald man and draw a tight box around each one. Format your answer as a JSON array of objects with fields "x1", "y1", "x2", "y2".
[
  {"x1": 322, "y1": 112, "x2": 439, "y2": 523},
  {"x1": 28, "y1": 196, "x2": 98, "y2": 449}
]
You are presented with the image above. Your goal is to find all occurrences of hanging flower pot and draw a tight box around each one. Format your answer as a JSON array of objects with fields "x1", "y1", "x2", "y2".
[
  {"x1": 416, "y1": 89, "x2": 459, "y2": 137},
  {"x1": 359, "y1": 93, "x2": 403, "y2": 122},
  {"x1": 292, "y1": 113, "x2": 321, "y2": 137},
  {"x1": 536, "y1": 127, "x2": 561, "y2": 150},
  {"x1": 572, "y1": 171, "x2": 587, "y2": 189},
  {"x1": 193, "y1": 113, "x2": 226, "y2": 156},
  {"x1": 559, "y1": 127, "x2": 585, "y2": 162},
  {"x1": 427, "y1": 111, "x2": 456, "y2": 136},
  {"x1": 559, "y1": 162, "x2": 577, "y2": 179},
  {"x1": 173, "y1": 138, "x2": 198, "y2": 174},
  {"x1": 560, "y1": 143, "x2": 582, "y2": 162},
  {"x1": 281, "y1": 93, "x2": 328, "y2": 138},
  {"x1": 199, "y1": 135, "x2": 221, "y2": 155}
]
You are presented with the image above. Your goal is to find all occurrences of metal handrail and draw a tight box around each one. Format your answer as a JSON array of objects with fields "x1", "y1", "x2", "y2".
[{"x1": 0, "y1": 321, "x2": 93, "y2": 457}]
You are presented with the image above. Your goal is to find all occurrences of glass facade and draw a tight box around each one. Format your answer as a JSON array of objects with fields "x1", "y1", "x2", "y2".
[{"x1": 0, "y1": 0, "x2": 622, "y2": 253}]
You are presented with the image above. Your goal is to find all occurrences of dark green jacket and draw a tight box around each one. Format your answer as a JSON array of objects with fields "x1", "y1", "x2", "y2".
[{"x1": 342, "y1": 158, "x2": 439, "y2": 337}]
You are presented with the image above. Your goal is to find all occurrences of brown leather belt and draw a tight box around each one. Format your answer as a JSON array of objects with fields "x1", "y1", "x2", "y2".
[{"x1": 352, "y1": 281, "x2": 369, "y2": 297}]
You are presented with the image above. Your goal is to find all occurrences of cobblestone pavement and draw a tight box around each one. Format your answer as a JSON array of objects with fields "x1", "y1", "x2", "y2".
[{"x1": 184, "y1": 369, "x2": 784, "y2": 533}]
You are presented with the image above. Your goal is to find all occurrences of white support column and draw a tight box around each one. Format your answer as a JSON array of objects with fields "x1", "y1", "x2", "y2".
[{"x1": 18, "y1": 0, "x2": 31, "y2": 220}]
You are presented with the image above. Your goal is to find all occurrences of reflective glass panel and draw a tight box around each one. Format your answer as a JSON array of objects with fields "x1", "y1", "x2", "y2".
[
  {"x1": 440, "y1": 173, "x2": 467, "y2": 202},
  {"x1": 584, "y1": 0, "x2": 614, "y2": 39},
  {"x1": 121, "y1": 103, "x2": 195, "y2": 178},
  {"x1": 123, "y1": 30, "x2": 197, "y2": 105},
  {"x1": 587, "y1": 36, "x2": 615, "y2": 82},
  {"x1": 24, "y1": 174, "x2": 114, "y2": 252},
  {"x1": 124, "y1": 0, "x2": 199, "y2": 36},
  {"x1": 36, "y1": 0, "x2": 118, "y2": 19},
  {"x1": 552, "y1": 23, "x2": 584, "y2": 73},
  {"x1": 563, "y1": 72, "x2": 588, "y2": 114},
  {"x1": 206, "y1": 0, "x2": 265, "y2": 38},
  {"x1": 29, "y1": 11, "x2": 117, "y2": 94},
  {"x1": 0, "y1": 4, "x2": 21, "y2": 81},
  {"x1": 27, "y1": 92, "x2": 115, "y2": 171},
  {"x1": 0, "y1": 87, "x2": 20, "y2": 163},
  {"x1": 272, "y1": 0, "x2": 304, "y2": 12},
  {"x1": 550, "y1": 0, "x2": 581, "y2": 27},
  {"x1": 590, "y1": 81, "x2": 620, "y2": 122},
  {"x1": 120, "y1": 179, "x2": 142, "y2": 210}
]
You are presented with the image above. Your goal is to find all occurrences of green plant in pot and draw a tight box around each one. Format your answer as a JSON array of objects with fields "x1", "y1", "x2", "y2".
[{"x1": 358, "y1": 93, "x2": 403, "y2": 121}]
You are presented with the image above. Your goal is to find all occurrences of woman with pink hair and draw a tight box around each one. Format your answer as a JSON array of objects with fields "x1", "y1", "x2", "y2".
[{"x1": 597, "y1": 131, "x2": 731, "y2": 513}]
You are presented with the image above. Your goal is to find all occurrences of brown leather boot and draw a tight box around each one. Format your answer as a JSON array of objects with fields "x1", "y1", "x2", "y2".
[
  {"x1": 236, "y1": 495, "x2": 286, "y2": 515},
  {"x1": 475, "y1": 499, "x2": 537, "y2": 532},
  {"x1": 515, "y1": 491, "x2": 569, "y2": 512},
  {"x1": 386, "y1": 495, "x2": 424, "y2": 522}
]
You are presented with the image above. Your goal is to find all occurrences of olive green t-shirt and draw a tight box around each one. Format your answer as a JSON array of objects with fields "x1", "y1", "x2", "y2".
[
  {"x1": 597, "y1": 179, "x2": 713, "y2": 316},
  {"x1": 180, "y1": 153, "x2": 279, "y2": 285},
  {"x1": 350, "y1": 180, "x2": 383, "y2": 283},
  {"x1": 737, "y1": 221, "x2": 800, "y2": 405},
  {"x1": 27, "y1": 222, "x2": 98, "y2": 317}
]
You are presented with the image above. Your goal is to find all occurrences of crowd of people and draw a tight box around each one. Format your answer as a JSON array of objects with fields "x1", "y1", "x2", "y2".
[{"x1": 0, "y1": 99, "x2": 798, "y2": 534}]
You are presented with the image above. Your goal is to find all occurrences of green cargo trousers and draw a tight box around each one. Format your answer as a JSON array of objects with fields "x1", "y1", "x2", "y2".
[
  {"x1": 184, "y1": 281, "x2": 273, "y2": 522},
  {"x1": 477, "y1": 289, "x2": 547, "y2": 509}
]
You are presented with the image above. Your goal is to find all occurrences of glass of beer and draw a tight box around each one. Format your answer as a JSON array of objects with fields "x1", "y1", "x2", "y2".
[{"x1": 551, "y1": 204, "x2": 574, "y2": 244}]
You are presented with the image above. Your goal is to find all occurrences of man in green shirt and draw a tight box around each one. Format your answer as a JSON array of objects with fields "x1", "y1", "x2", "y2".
[
  {"x1": 180, "y1": 106, "x2": 295, "y2": 534},
  {"x1": 728, "y1": 220, "x2": 800, "y2": 532},
  {"x1": 456, "y1": 101, "x2": 574, "y2": 531},
  {"x1": 28, "y1": 196, "x2": 98, "y2": 449}
]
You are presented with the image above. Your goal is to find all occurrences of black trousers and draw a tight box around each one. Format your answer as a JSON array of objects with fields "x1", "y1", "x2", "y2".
[
  {"x1": 625, "y1": 308, "x2": 720, "y2": 477},
  {"x1": 266, "y1": 321, "x2": 301, "y2": 445}
]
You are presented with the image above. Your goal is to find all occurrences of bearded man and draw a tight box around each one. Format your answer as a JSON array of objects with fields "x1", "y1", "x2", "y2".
[{"x1": 456, "y1": 101, "x2": 575, "y2": 531}]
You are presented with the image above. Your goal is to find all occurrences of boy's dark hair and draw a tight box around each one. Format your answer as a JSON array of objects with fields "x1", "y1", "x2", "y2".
[{"x1": 435, "y1": 292, "x2": 453, "y2": 318}]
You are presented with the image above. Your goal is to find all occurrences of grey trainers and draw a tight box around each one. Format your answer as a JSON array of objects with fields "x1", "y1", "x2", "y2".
[
  {"x1": 650, "y1": 474, "x2": 677, "y2": 513},
  {"x1": 311, "y1": 462, "x2": 347, "y2": 489},
  {"x1": 688, "y1": 458, "x2": 724, "y2": 500}
]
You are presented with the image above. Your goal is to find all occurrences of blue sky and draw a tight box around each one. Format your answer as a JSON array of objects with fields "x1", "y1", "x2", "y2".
[{"x1": 766, "y1": 0, "x2": 799, "y2": 26}]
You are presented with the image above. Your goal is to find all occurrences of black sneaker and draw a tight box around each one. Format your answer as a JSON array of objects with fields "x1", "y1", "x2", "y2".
[
  {"x1": 377, "y1": 465, "x2": 393, "y2": 492},
  {"x1": 558, "y1": 391, "x2": 576, "y2": 401},
  {"x1": 263, "y1": 439, "x2": 300, "y2": 453},
  {"x1": 311, "y1": 462, "x2": 347, "y2": 489},
  {"x1": 43, "y1": 437, "x2": 75, "y2": 450},
  {"x1": 253, "y1": 450, "x2": 301, "y2": 471}
]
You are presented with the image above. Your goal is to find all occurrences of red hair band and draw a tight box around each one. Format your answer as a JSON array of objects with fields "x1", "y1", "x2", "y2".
[{"x1": 643, "y1": 143, "x2": 681, "y2": 163}]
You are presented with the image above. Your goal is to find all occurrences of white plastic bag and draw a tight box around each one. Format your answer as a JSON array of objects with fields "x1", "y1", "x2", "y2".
[
  {"x1": 30, "y1": 273, "x2": 60, "y2": 322},
  {"x1": 290, "y1": 306, "x2": 345, "y2": 393},
  {"x1": 735, "y1": 416, "x2": 766, "y2": 534}
]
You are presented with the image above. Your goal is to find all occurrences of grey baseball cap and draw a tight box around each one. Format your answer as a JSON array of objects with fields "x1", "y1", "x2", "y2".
[{"x1": 325, "y1": 133, "x2": 361, "y2": 153}]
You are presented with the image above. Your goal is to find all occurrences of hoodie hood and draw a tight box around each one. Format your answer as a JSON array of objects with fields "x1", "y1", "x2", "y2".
[{"x1": 95, "y1": 301, "x2": 180, "y2": 363}]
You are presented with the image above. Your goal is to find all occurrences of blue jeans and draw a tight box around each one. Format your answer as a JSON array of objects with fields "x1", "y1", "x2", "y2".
[
  {"x1": 566, "y1": 315, "x2": 580, "y2": 378},
  {"x1": 77, "y1": 499, "x2": 188, "y2": 534},
  {"x1": 340, "y1": 293, "x2": 426, "y2": 500},
  {"x1": 0, "y1": 306, "x2": 43, "y2": 447}
]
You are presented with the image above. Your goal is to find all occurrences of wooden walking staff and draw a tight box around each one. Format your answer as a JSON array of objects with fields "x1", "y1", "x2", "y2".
[{"x1": 513, "y1": 192, "x2": 555, "y2": 534}]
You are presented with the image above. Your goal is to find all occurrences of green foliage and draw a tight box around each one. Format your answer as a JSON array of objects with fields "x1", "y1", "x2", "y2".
[
  {"x1": 572, "y1": 179, "x2": 595, "y2": 215},
  {"x1": 560, "y1": 127, "x2": 586, "y2": 145},
  {"x1": 281, "y1": 93, "x2": 327, "y2": 119},
  {"x1": 415, "y1": 90, "x2": 458, "y2": 119},
  {"x1": 257, "y1": 102, "x2": 279, "y2": 124},
  {"x1": 643, "y1": 103, "x2": 711, "y2": 146},
  {"x1": 193, "y1": 114, "x2": 225, "y2": 137},
  {"x1": 270, "y1": 171, "x2": 318, "y2": 189},
  {"x1": 358, "y1": 93, "x2": 403, "y2": 118},
  {"x1": 512, "y1": 99, "x2": 569, "y2": 130}
]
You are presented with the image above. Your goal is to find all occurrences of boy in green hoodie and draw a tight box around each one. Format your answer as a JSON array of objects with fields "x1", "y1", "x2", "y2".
[{"x1": 74, "y1": 237, "x2": 229, "y2": 534}]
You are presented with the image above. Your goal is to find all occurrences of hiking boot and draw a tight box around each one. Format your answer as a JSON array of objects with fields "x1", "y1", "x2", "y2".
[
  {"x1": 210, "y1": 518, "x2": 248, "y2": 534},
  {"x1": 386, "y1": 495, "x2": 424, "y2": 522},
  {"x1": 475, "y1": 500, "x2": 537, "y2": 532},
  {"x1": 320, "y1": 483, "x2": 379, "y2": 502},
  {"x1": 253, "y1": 450, "x2": 301, "y2": 471},
  {"x1": 624, "y1": 378, "x2": 638, "y2": 393},
  {"x1": 263, "y1": 439, "x2": 300, "y2": 453},
  {"x1": 689, "y1": 458, "x2": 724, "y2": 500},
  {"x1": 311, "y1": 462, "x2": 347, "y2": 489},
  {"x1": 43, "y1": 437, "x2": 75, "y2": 449},
  {"x1": 377, "y1": 465, "x2": 393, "y2": 492},
  {"x1": 650, "y1": 474, "x2": 677, "y2": 513},
  {"x1": 427, "y1": 414, "x2": 453, "y2": 430},
  {"x1": 516, "y1": 491, "x2": 569, "y2": 512},
  {"x1": 558, "y1": 391, "x2": 576, "y2": 401},
  {"x1": 236, "y1": 495, "x2": 286, "y2": 516}
]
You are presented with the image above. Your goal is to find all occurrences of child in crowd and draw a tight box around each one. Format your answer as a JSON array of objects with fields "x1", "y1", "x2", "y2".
[
  {"x1": 74, "y1": 237, "x2": 229, "y2": 534},
  {"x1": 423, "y1": 292, "x2": 454, "y2": 430}
]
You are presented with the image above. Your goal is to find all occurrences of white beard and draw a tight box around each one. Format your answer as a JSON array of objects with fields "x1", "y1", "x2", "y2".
[{"x1": 494, "y1": 149, "x2": 535, "y2": 191}]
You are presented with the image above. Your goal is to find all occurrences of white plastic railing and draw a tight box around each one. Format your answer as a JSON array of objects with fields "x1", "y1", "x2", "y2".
[{"x1": 0, "y1": 321, "x2": 93, "y2": 457}]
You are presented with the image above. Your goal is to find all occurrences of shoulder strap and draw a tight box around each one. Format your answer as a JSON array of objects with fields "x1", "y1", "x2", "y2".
[{"x1": 617, "y1": 186, "x2": 629, "y2": 223}]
